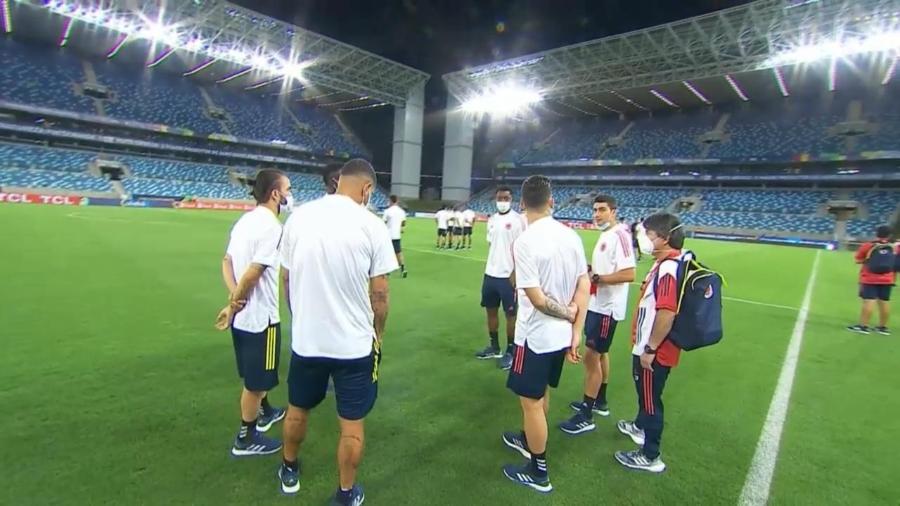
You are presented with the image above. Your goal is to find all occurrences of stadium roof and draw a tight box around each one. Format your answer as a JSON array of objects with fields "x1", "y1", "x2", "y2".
[
  {"x1": 12, "y1": 0, "x2": 430, "y2": 107},
  {"x1": 443, "y1": 0, "x2": 900, "y2": 115}
]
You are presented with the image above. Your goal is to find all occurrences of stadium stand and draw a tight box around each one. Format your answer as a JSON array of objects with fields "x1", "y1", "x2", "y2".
[
  {"x1": 0, "y1": 168, "x2": 111, "y2": 192},
  {"x1": 0, "y1": 39, "x2": 95, "y2": 114},
  {"x1": 121, "y1": 156, "x2": 230, "y2": 184},
  {"x1": 0, "y1": 143, "x2": 95, "y2": 172}
]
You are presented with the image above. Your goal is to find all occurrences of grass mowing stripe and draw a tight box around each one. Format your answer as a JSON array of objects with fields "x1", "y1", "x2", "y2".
[
  {"x1": 406, "y1": 246, "x2": 800, "y2": 311},
  {"x1": 738, "y1": 250, "x2": 821, "y2": 506}
]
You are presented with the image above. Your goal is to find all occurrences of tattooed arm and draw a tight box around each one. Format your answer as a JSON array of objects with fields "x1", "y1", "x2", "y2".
[
  {"x1": 370, "y1": 274, "x2": 390, "y2": 341},
  {"x1": 523, "y1": 287, "x2": 576, "y2": 322}
]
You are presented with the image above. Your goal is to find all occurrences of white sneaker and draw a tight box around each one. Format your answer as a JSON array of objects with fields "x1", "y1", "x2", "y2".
[{"x1": 616, "y1": 420, "x2": 645, "y2": 446}]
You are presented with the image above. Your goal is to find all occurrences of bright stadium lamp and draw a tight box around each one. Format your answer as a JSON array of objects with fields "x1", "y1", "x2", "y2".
[
  {"x1": 461, "y1": 84, "x2": 542, "y2": 116},
  {"x1": 766, "y1": 30, "x2": 900, "y2": 66}
]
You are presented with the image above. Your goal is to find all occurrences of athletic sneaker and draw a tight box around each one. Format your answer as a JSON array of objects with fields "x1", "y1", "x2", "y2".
[
  {"x1": 402, "y1": 270, "x2": 408, "y2": 279},
  {"x1": 502, "y1": 464, "x2": 552, "y2": 493},
  {"x1": 875, "y1": 326, "x2": 891, "y2": 336},
  {"x1": 616, "y1": 420, "x2": 645, "y2": 446},
  {"x1": 847, "y1": 324, "x2": 871, "y2": 334},
  {"x1": 569, "y1": 400, "x2": 609, "y2": 417},
  {"x1": 257, "y1": 407, "x2": 286, "y2": 433},
  {"x1": 498, "y1": 352, "x2": 513, "y2": 370},
  {"x1": 614, "y1": 449, "x2": 666, "y2": 473},
  {"x1": 559, "y1": 412, "x2": 596, "y2": 435},
  {"x1": 277, "y1": 462, "x2": 300, "y2": 495},
  {"x1": 501, "y1": 431, "x2": 531, "y2": 459},
  {"x1": 476, "y1": 345, "x2": 503, "y2": 360},
  {"x1": 231, "y1": 432, "x2": 282, "y2": 457},
  {"x1": 330, "y1": 484, "x2": 365, "y2": 506}
]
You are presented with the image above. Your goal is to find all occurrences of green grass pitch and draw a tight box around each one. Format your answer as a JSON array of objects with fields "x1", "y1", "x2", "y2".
[{"x1": 1, "y1": 204, "x2": 898, "y2": 505}]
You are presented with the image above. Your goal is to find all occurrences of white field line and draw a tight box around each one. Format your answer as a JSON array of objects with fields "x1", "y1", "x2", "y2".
[
  {"x1": 405, "y1": 246, "x2": 801, "y2": 311},
  {"x1": 738, "y1": 249, "x2": 821, "y2": 506}
]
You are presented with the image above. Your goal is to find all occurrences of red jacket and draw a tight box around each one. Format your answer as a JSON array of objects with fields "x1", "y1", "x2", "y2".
[{"x1": 856, "y1": 240, "x2": 898, "y2": 285}]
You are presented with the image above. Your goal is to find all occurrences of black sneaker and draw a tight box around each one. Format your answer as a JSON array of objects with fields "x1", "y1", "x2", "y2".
[
  {"x1": 559, "y1": 412, "x2": 596, "y2": 435},
  {"x1": 501, "y1": 431, "x2": 531, "y2": 459},
  {"x1": 502, "y1": 463, "x2": 552, "y2": 493},
  {"x1": 476, "y1": 345, "x2": 503, "y2": 360},
  {"x1": 330, "y1": 484, "x2": 365, "y2": 505},
  {"x1": 498, "y1": 351, "x2": 513, "y2": 370},
  {"x1": 277, "y1": 462, "x2": 300, "y2": 495},
  {"x1": 876, "y1": 326, "x2": 890, "y2": 335},
  {"x1": 401, "y1": 270, "x2": 408, "y2": 278},
  {"x1": 568, "y1": 400, "x2": 609, "y2": 417},
  {"x1": 847, "y1": 324, "x2": 871, "y2": 334}
]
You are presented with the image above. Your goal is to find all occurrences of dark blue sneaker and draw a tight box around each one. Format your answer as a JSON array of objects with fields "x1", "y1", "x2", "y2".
[
  {"x1": 559, "y1": 412, "x2": 596, "y2": 435},
  {"x1": 498, "y1": 351, "x2": 513, "y2": 370},
  {"x1": 257, "y1": 407, "x2": 286, "y2": 433},
  {"x1": 231, "y1": 432, "x2": 282, "y2": 457},
  {"x1": 502, "y1": 463, "x2": 552, "y2": 493},
  {"x1": 476, "y1": 345, "x2": 503, "y2": 360},
  {"x1": 277, "y1": 462, "x2": 300, "y2": 495},
  {"x1": 330, "y1": 484, "x2": 365, "y2": 505},
  {"x1": 501, "y1": 431, "x2": 531, "y2": 459}
]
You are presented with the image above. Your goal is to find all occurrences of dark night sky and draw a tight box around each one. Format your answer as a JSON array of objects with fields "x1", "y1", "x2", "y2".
[{"x1": 233, "y1": 0, "x2": 747, "y2": 189}]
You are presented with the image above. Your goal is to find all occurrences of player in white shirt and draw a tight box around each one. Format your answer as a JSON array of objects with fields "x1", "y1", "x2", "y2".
[
  {"x1": 500, "y1": 175, "x2": 590, "y2": 494},
  {"x1": 446, "y1": 207, "x2": 460, "y2": 248},
  {"x1": 475, "y1": 187, "x2": 526, "y2": 370},
  {"x1": 460, "y1": 207, "x2": 477, "y2": 249},
  {"x1": 277, "y1": 160, "x2": 398, "y2": 503},
  {"x1": 383, "y1": 195, "x2": 408, "y2": 278},
  {"x1": 435, "y1": 207, "x2": 451, "y2": 249},
  {"x1": 561, "y1": 195, "x2": 636, "y2": 435},
  {"x1": 451, "y1": 208, "x2": 466, "y2": 249},
  {"x1": 215, "y1": 169, "x2": 292, "y2": 457}
]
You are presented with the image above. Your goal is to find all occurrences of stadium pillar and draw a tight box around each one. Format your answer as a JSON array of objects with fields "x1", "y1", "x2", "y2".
[
  {"x1": 390, "y1": 82, "x2": 425, "y2": 199},
  {"x1": 441, "y1": 95, "x2": 475, "y2": 202}
]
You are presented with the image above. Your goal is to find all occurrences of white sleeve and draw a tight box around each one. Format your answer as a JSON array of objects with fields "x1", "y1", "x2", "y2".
[
  {"x1": 252, "y1": 225, "x2": 282, "y2": 267},
  {"x1": 514, "y1": 238, "x2": 540, "y2": 289},
  {"x1": 616, "y1": 231, "x2": 637, "y2": 271},
  {"x1": 279, "y1": 220, "x2": 294, "y2": 270},
  {"x1": 486, "y1": 216, "x2": 494, "y2": 243},
  {"x1": 370, "y1": 220, "x2": 400, "y2": 277}
]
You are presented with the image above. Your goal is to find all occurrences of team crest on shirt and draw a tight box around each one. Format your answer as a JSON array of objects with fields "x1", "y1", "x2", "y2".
[
  {"x1": 704, "y1": 285, "x2": 714, "y2": 299},
  {"x1": 600, "y1": 243, "x2": 607, "y2": 252},
  {"x1": 505, "y1": 223, "x2": 512, "y2": 230}
]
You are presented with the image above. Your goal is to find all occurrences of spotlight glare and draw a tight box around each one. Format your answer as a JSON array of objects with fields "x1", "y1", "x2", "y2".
[
  {"x1": 461, "y1": 85, "x2": 542, "y2": 116},
  {"x1": 767, "y1": 30, "x2": 900, "y2": 66}
]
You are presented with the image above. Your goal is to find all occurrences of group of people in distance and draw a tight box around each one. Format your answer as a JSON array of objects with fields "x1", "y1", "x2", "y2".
[
  {"x1": 475, "y1": 179, "x2": 685, "y2": 493},
  {"x1": 435, "y1": 204, "x2": 477, "y2": 249},
  {"x1": 213, "y1": 160, "x2": 691, "y2": 504}
]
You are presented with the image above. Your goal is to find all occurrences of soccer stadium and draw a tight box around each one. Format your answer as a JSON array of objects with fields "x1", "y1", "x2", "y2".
[{"x1": 2, "y1": 0, "x2": 899, "y2": 504}]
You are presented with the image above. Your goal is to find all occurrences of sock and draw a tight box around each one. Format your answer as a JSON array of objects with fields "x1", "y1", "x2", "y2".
[
  {"x1": 238, "y1": 418, "x2": 256, "y2": 442},
  {"x1": 260, "y1": 396, "x2": 273, "y2": 415},
  {"x1": 336, "y1": 487, "x2": 353, "y2": 505},
  {"x1": 597, "y1": 383, "x2": 608, "y2": 404},
  {"x1": 489, "y1": 331, "x2": 499, "y2": 349},
  {"x1": 506, "y1": 335, "x2": 515, "y2": 352},
  {"x1": 283, "y1": 458, "x2": 298, "y2": 472},
  {"x1": 400, "y1": 263, "x2": 406, "y2": 273},
  {"x1": 531, "y1": 451, "x2": 548, "y2": 478},
  {"x1": 581, "y1": 396, "x2": 595, "y2": 419}
]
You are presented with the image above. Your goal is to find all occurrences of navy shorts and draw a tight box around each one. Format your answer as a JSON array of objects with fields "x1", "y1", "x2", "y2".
[
  {"x1": 585, "y1": 311, "x2": 618, "y2": 353},
  {"x1": 232, "y1": 323, "x2": 281, "y2": 391},
  {"x1": 463, "y1": 226, "x2": 473, "y2": 236},
  {"x1": 438, "y1": 228, "x2": 448, "y2": 237},
  {"x1": 481, "y1": 275, "x2": 516, "y2": 315},
  {"x1": 506, "y1": 344, "x2": 566, "y2": 400},
  {"x1": 392, "y1": 239, "x2": 402, "y2": 254},
  {"x1": 453, "y1": 227, "x2": 463, "y2": 235},
  {"x1": 860, "y1": 283, "x2": 892, "y2": 301},
  {"x1": 287, "y1": 343, "x2": 381, "y2": 420}
]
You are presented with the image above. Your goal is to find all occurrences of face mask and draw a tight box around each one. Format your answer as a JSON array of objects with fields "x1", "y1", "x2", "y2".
[
  {"x1": 637, "y1": 232, "x2": 655, "y2": 255},
  {"x1": 362, "y1": 187, "x2": 372, "y2": 208},
  {"x1": 596, "y1": 221, "x2": 612, "y2": 232},
  {"x1": 278, "y1": 192, "x2": 294, "y2": 215},
  {"x1": 496, "y1": 201, "x2": 511, "y2": 213}
]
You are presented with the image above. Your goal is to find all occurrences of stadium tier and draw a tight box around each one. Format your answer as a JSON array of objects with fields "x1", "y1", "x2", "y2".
[
  {"x1": 497, "y1": 95, "x2": 898, "y2": 164},
  {"x1": 0, "y1": 142, "x2": 95, "y2": 172},
  {"x1": 121, "y1": 156, "x2": 231, "y2": 184},
  {"x1": 0, "y1": 38, "x2": 364, "y2": 156},
  {"x1": 468, "y1": 185, "x2": 898, "y2": 237},
  {"x1": 0, "y1": 168, "x2": 111, "y2": 192}
]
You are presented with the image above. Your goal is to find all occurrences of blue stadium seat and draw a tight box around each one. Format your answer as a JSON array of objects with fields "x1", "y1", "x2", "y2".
[
  {"x1": 0, "y1": 143, "x2": 95, "y2": 172},
  {"x1": 0, "y1": 168, "x2": 110, "y2": 192},
  {"x1": 0, "y1": 39, "x2": 95, "y2": 113}
]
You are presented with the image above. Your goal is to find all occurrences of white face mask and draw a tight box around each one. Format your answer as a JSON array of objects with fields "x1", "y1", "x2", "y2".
[
  {"x1": 596, "y1": 221, "x2": 612, "y2": 232},
  {"x1": 637, "y1": 232, "x2": 655, "y2": 255},
  {"x1": 279, "y1": 192, "x2": 294, "y2": 215},
  {"x1": 496, "y1": 201, "x2": 511, "y2": 213}
]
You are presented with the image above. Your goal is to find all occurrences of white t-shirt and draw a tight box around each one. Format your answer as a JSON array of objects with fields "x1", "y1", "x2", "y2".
[
  {"x1": 281, "y1": 195, "x2": 399, "y2": 360},
  {"x1": 462, "y1": 209, "x2": 476, "y2": 227},
  {"x1": 485, "y1": 210, "x2": 526, "y2": 278},
  {"x1": 514, "y1": 217, "x2": 588, "y2": 354},
  {"x1": 589, "y1": 223, "x2": 636, "y2": 320},
  {"x1": 436, "y1": 210, "x2": 450, "y2": 230},
  {"x1": 225, "y1": 206, "x2": 282, "y2": 333},
  {"x1": 383, "y1": 204, "x2": 406, "y2": 240}
]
